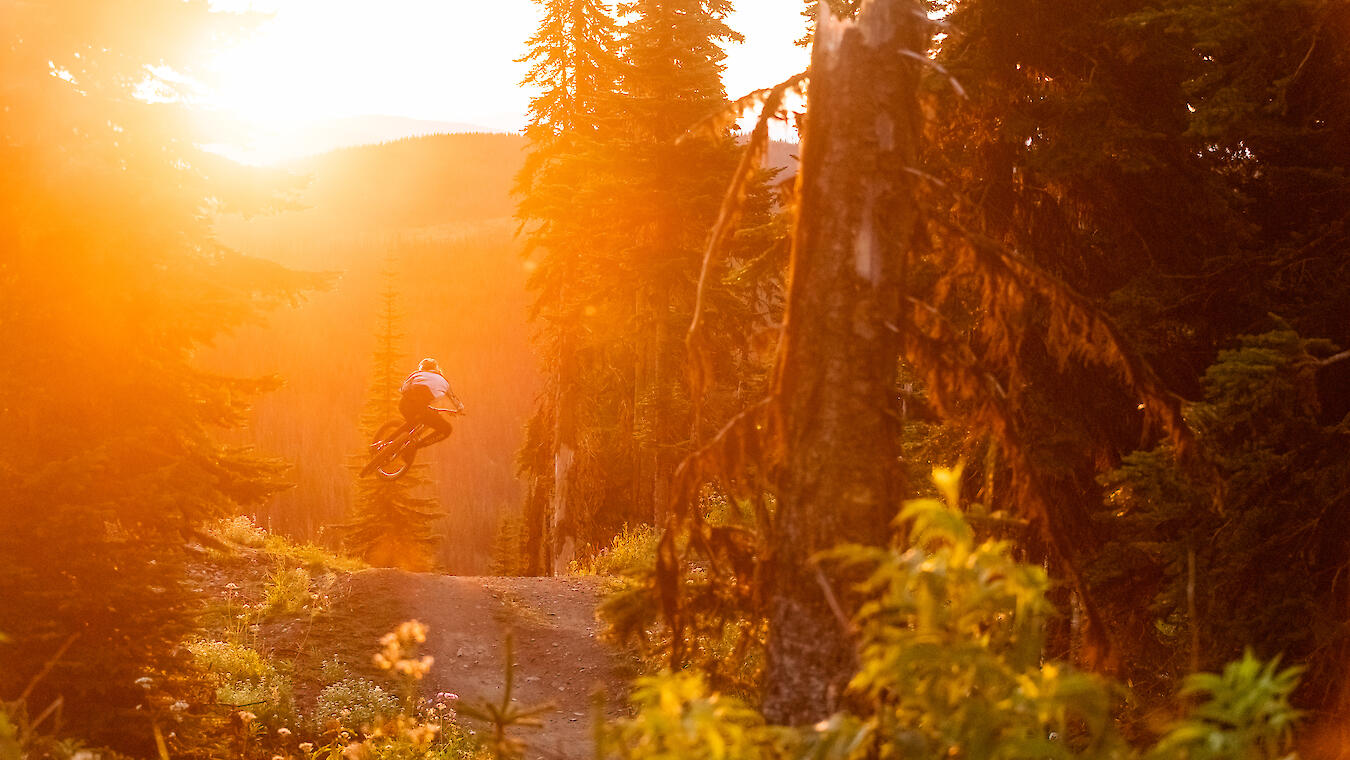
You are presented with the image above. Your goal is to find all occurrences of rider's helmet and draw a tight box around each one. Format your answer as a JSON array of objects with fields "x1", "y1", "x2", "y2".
[{"x1": 419, "y1": 357, "x2": 441, "y2": 373}]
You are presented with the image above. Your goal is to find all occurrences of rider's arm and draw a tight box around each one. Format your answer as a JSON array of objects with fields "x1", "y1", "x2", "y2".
[{"x1": 446, "y1": 383, "x2": 466, "y2": 413}]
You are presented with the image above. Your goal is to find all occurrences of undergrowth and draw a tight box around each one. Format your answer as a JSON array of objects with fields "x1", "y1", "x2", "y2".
[{"x1": 595, "y1": 469, "x2": 1304, "y2": 760}]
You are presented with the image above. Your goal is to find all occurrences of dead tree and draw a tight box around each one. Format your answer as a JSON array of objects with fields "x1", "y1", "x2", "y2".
[{"x1": 760, "y1": 0, "x2": 926, "y2": 724}]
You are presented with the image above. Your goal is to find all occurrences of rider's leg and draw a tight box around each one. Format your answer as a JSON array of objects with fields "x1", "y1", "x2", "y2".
[{"x1": 415, "y1": 412, "x2": 453, "y2": 447}]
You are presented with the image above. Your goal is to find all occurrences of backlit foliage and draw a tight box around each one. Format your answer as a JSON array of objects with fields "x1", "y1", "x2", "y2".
[
  {"x1": 343, "y1": 271, "x2": 444, "y2": 571},
  {"x1": 515, "y1": 0, "x2": 780, "y2": 573},
  {"x1": 600, "y1": 473, "x2": 1303, "y2": 760},
  {"x1": 0, "y1": 1, "x2": 318, "y2": 753},
  {"x1": 1095, "y1": 328, "x2": 1350, "y2": 705}
]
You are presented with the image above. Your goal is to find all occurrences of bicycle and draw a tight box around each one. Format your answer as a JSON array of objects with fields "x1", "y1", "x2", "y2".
[{"x1": 360, "y1": 408, "x2": 463, "y2": 480}]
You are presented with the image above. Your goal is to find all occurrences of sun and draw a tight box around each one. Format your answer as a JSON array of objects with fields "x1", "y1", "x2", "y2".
[{"x1": 193, "y1": 0, "x2": 808, "y2": 164}]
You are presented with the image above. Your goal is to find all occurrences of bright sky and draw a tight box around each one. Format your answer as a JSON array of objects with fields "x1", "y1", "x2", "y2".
[{"x1": 202, "y1": 0, "x2": 808, "y2": 162}]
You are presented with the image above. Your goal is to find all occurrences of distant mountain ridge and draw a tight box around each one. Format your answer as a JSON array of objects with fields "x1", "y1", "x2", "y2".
[
  {"x1": 218, "y1": 132, "x2": 799, "y2": 253},
  {"x1": 292, "y1": 115, "x2": 506, "y2": 154},
  {"x1": 201, "y1": 114, "x2": 513, "y2": 165}
]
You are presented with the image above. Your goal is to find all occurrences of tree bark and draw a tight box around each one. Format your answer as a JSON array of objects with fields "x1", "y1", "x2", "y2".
[
  {"x1": 550, "y1": 328, "x2": 578, "y2": 573},
  {"x1": 761, "y1": 0, "x2": 924, "y2": 724}
]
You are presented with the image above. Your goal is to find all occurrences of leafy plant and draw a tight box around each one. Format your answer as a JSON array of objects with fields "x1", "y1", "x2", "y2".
[
  {"x1": 571, "y1": 523, "x2": 661, "y2": 576},
  {"x1": 320, "y1": 623, "x2": 484, "y2": 760},
  {"x1": 264, "y1": 566, "x2": 314, "y2": 617},
  {"x1": 814, "y1": 466, "x2": 1126, "y2": 760},
  {"x1": 211, "y1": 515, "x2": 268, "y2": 548},
  {"x1": 263, "y1": 535, "x2": 368, "y2": 573},
  {"x1": 314, "y1": 679, "x2": 400, "y2": 735},
  {"x1": 1149, "y1": 651, "x2": 1303, "y2": 760},
  {"x1": 607, "y1": 671, "x2": 793, "y2": 760},
  {"x1": 188, "y1": 639, "x2": 296, "y2": 729},
  {"x1": 599, "y1": 469, "x2": 1306, "y2": 760}
]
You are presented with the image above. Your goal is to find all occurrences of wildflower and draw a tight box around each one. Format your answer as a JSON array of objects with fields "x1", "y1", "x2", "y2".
[
  {"x1": 397, "y1": 620, "x2": 428, "y2": 644},
  {"x1": 406, "y1": 723, "x2": 439, "y2": 745},
  {"x1": 170, "y1": 700, "x2": 189, "y2": 712},
  {"x1": 298, "y1": 742, "x2": 314, "y2": 754},
  {"x1": 277, "y1": 727, "x2": 292, "y2": 738},
  {"x1": 237, "y1": 710, "x2": 257, "y2": 724},
  {"x1": 134, "y1": 676, "x2": 153, "y2": 690},
  {"x1": 225, "y1": 582, "x2": 239, "y2": 590}
]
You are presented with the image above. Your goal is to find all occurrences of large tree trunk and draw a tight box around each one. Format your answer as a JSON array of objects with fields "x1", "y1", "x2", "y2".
[{"x1": 761, "y1": 0, "x2": 924, "y2": 724}]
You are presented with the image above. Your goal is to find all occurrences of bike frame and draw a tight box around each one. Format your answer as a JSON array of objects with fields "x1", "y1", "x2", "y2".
[{"x1": 362, "y1": 408, "x2": 462, "y2": 479}]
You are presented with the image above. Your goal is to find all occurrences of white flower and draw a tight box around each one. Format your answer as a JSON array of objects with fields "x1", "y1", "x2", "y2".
[{"x1": 170, "y1": 700, "x2": 189, "y2": 712}]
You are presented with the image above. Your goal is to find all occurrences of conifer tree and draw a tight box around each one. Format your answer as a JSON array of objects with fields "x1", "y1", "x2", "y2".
[
  {"x1": 0, "y1": 2, "x2": 316, "y2": 752},
  {"x1": 923, "y1": 0, "x2": 1350, "y2": 691},
  {"x1": 344, "y1": 270, "x2": 444, "y2": 571},
  {"x1": 488, "y1": 513, "x2": 530, "y2": 576},
  {"x1": 516, "y1": 0, "x2": 626, "y2": 573},
  {"x1": 611, "y1": 0, "x2": 744, "y2": 523}
]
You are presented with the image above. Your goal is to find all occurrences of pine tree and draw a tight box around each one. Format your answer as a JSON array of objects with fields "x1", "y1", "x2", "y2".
[
  {"x1": 923, "y1": 0, "x2": 1350, "y2": 691},
  {"x1": 0, "y1": 2, "x2": 316, "y2": 753},
  {"x1": 343, "y1": 269, "x2": 444, "y2": 571},
  {"x1": 515, "y1": 0, "x2": 626, "y2": 573},
  {"x1": 611, "y1": 0, "x2": 744, "y2": 524},
  {"x1": 488, "y1": 512, "x2": 530, "y2": 576}
]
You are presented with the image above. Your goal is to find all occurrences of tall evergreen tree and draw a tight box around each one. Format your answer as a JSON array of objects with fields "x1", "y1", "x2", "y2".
[
  {"x1": 515, "y1": 0, "x2": 625, "y2": 573},
  {"x1": 344, "y1": 269, "x2": 444, "y2": 571},
  {"x1": 924, "y1": 0, "x2": 1350, "y2": 694},
  {"x1": 516, "y1": 0, "x2": 772, "y2": 573},
  {"x1": 0, "y1": 1, "x2": 315, "y2": 752},
  {"x1": 612, "y1": 0, "x2": 744, "y2": 524}
]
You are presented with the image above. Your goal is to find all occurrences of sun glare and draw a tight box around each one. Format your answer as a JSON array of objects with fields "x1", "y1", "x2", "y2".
[{"x1": 197, "y1": 0, "x2": 806, "y2": 164}]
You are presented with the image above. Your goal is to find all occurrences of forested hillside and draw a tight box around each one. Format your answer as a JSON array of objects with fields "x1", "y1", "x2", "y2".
[{"x1": 207, "y1": 133, "x2": 536, "y2": 573}]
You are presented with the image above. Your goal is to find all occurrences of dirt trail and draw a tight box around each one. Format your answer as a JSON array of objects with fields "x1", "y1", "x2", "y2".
[{"x1": 312, "y1": 571, "x2": 631, "y2": 760}]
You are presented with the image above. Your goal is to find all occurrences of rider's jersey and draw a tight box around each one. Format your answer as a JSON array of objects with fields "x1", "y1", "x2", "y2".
[{"x1": 401, "y1": 370, "x2": 462, "y2": 409}]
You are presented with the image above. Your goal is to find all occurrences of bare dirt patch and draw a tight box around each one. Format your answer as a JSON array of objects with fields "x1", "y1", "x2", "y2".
[{"x1": 300, "y1": 571, "x2": 632, "y2": 760}]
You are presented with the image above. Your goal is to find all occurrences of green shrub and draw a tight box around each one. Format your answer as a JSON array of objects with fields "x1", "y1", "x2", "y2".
[
  {"x1": 217, "y1": 677, "x2": 297, "y2": 729},
  {"x1": 188, "y1": 639, "x2": 296, "y2": 730},
  {"x1": 188, "y1": 639, "x2": 275, "y2": 682},
  {"x1": 600, "y1": 469, "x2": 1305, "y2": 760},
  {"x1": 608, "y1": 671, "x2": 793, "y2": 760},
  {"x1": 314, "y1": 678, "x2": 400, "y2": 734},
  {"x1": 264, "y1": 566, "x2": 314, "y2": 616},
  {"x1": 212, "y1": 515, "x2": 268, "y2": 548},
  {"x1": 321, "y1": 657, "x2": 351, "y2": 683},
  {"x1": 814, "y1": 467, "x2": 1125, "y2": 759},
  {"x1": 264, "y1": 534, "x2": 367, "y2": 573},
  {"x1": 1148, "y1": 651, "x2": 1302, "y2": 760},
  {"x1": 572, "y1": 523, "x2": 661, "y2": 576}
]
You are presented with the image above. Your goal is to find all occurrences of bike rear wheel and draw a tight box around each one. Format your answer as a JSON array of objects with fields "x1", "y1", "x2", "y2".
[{"x1": 361, "y1": 421, "x2": 416, "y2": 479}]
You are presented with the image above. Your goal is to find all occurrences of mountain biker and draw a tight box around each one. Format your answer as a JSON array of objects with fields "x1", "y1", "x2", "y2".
[{"x1": 399, "y1": 358, "x2": 465, "y2": 448}]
